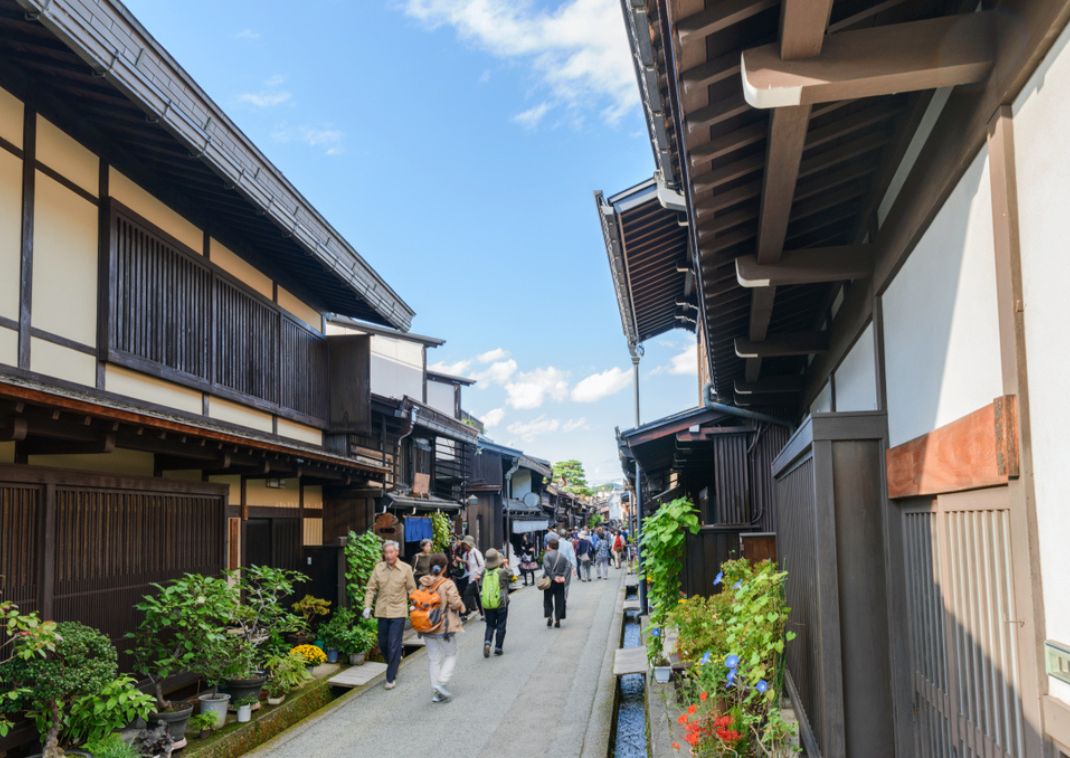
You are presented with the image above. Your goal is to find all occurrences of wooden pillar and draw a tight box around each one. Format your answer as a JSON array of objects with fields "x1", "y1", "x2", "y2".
[
  {"x1": 17, "y1": 107, "x2": 35, "y2": 369},
  {"x1": 987, "y1": 105, "x2": 1047, "y2": 752}
]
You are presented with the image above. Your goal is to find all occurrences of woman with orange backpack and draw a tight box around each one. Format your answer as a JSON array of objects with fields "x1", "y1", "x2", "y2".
[{"x1": 410, "y1": 553, "x2": 464, "y2": 703}]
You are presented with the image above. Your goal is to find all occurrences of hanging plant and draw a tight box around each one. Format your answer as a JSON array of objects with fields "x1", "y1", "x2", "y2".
[
  {"x1": 640, "y1": 496, "x2": 700, "y2": 661},
  {"x1": 344, "y1": 530, "x2": 383, "y2": 608},
  {"x1": 431, "y1": 512, "x2": 452, "y2": 552}
]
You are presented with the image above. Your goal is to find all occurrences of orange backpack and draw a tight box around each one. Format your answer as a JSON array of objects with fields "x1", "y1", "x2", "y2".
[{"x1": 409, "y1": 578, "x2": 448, "y2": 635}]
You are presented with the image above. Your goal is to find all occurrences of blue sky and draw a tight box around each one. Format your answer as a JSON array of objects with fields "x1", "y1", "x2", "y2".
[{"x1": 124, "y1": 0, "x2": 700, "y2": 482}]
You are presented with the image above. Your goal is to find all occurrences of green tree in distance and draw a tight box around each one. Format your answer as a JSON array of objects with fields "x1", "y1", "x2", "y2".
[{"x1": 552, "y1": 459, "x2": 593, "y2": 497}]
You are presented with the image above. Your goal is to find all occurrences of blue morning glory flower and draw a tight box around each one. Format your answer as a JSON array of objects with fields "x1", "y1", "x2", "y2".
[
  {"x1": 726, "y1": 669, "x2": 737, "y2": 686},
  {"x1": 650, "y1": 628, "x2": 661, "y2": 638},
  {"x1": 724, "y1": 654, "x2": 739, "y2": 669},
  {"x1": 756, "y1": 679, "x2": 768, "y2": 694},
  {"x1": 733, "y1": 580, "x2": 742, "y2": 590},
  {"x1": 713, "y1": 571, "x2": 723, "y2": 586},
  {"x1": 700, "y1": 651, "x2": 711, "y2": 665}
]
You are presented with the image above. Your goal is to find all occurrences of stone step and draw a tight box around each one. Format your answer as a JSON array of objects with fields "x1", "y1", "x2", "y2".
[
  {"x1": 327, "y1": 661, "x2": 388, "y2": 689},
  {"x1": 613, "y1": 646, "x2": 647, "y2": 676}
]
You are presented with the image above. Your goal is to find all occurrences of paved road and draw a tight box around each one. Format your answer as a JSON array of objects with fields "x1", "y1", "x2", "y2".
[{"x1": 252, "y1": 569, "x2": 624, "y2": 756}]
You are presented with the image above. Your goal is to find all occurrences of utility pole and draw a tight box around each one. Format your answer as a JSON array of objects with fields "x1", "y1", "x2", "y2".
[{"x1": 631, "y1": 347, "x2": 647, "y2": 615}]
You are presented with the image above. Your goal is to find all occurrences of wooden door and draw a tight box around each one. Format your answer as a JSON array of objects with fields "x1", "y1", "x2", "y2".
[{"x1": 899, "y1": 487, "x2": 1027, "y2": 757}]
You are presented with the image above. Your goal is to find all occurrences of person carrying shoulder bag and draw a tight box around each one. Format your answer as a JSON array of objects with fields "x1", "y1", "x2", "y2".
[{"x1": 541, "y1": 538, "x2": 569, "y2": 628}]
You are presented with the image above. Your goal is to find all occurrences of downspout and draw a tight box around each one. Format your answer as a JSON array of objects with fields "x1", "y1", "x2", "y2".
[
  {"x1": 631, "y1": 345, "x2": 647, "y2": 615},
  {"x1": 394, "y1": 405, "x2": 419, "y2": 506},
  {"x1": 503, "y1": 455, "x2": 521, "y2": 554}
]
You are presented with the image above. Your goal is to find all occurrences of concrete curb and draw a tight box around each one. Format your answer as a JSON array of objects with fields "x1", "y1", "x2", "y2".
[{"x1": 580, "y1": 571, "x2": 627, "y2": 758}]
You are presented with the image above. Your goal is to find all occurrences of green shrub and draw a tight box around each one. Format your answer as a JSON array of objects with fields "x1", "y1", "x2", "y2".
[
  {"x1": 83, "y1": 734, "x2": 139, "y2": 758},
  {"x1": 264, "y1": 652, "x2": 310, "y2": 697},
  {"x1": 0, "y1": 621, "x2": 117, "y2": 757},
  {"x1": 0, "y1": 601, "x2": 59, "y2": 738},
  {"x1": 344, "y1": 530, "x2": 382, "y2": 607},
  {"x1": 187, "y1": 713, "x2": 218, "y2": 738},
  {"x1": 65, "y1": 675, "x2": 154, "y2": 747}
]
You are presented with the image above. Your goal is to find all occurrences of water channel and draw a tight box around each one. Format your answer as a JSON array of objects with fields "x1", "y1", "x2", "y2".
[{"x1": 612, "y1": 584, "x2": 647, "y2": 757}]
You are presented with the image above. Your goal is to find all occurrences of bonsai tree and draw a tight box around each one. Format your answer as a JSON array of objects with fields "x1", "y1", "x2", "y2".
[
  {"x1": 230, "y1": 565, "x2": 307, "y2": 661},
  {"x1": 64, "y1": 674, "x2": 154, "y2": 748},
  {"x1": 0, "y1": 621, "x2": 119, "y2": 758},
  {"x1": 291, "y1": 594, "x2": 330, "y2": 636},
  {"x1": 128, "y1": 573, "x2": 237, "y2": 711},
  {"x1": 186, "y1": 713, "x2": 217, "y2": 740}
]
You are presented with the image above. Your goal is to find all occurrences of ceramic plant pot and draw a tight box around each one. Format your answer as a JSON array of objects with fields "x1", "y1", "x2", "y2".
[
  {"x1": 266, "y1": 694, "x2": 286, "y2": 706},
  {"x1": 150, "y1": 703, "x2": 194, "y2": 749},
  {"x1": 197, "y1": 692, "x2": 230, "y2": 730},
  {"x1": 348, "y1": 652, "x2": 366, "y2": 666},
  {"x1": 236, "y1": 704, "x2": 252, "y2": 723},
  {"x1": 652, "y1": 665, "x2": 672, "y2": 684}
]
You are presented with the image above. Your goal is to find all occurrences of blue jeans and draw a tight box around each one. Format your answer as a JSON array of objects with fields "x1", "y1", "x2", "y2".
[{"x1": 377, "y1": 617, "x2": 405, "y2": 683}]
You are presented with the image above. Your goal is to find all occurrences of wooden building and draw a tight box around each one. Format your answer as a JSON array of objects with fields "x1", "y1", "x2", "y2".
[
  {"x1": 0, "y1": 0, "x2": 414, "y2": 691},
  {"x1": 600, "y1": 0, "x2": 1070, "y2": 755},
  {"x1": 465, "y1": 440, "x2": 552, "y2": 553}
]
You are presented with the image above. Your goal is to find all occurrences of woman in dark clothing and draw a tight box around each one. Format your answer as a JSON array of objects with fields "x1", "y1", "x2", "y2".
[
  {"x1": 450, "y1": 541, "x2": 470, "y2": 620},
  {"x1": 413, "y1": 539, "x2": 434, "y2": 583},
  {"x1": 542, "y1": 538, "x2": 569, "y2": 628}
]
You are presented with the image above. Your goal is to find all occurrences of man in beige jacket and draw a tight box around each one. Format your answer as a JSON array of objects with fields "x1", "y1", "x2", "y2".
[{"x1": 363, "y1": 540, "x2": 415, "y2": 688}]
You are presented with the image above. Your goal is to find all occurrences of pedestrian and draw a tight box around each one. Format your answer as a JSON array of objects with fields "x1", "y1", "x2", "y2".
[
  {"x1": 450, "y1": 540, "x2": 469, "y2": 619},
  {"x1": 611, "y1": 530, "x2": 624, "y2": 569},
  {"x1": 412, "y1": 553, "x2": 464, "y2": 703},
  {"x1": 362, "y1": 540, "x2": 415, "y2": 690},
  {"x1": 576, "y1": 530, "x2": 593, "y2": 582},
  {"x1": 480, "y1": 548, "x2": 510, "y2": 657},
  {"x1": 519, "y1": 545, "x2": 539, "y2": 586},
  {"x1": 413, "y1": 538, "x2": 433, "y2": 583},
  {"x1": 594, "y1": 527, "x2": 611, "y2": 580},
  {"x1": 554, "y1": 529, "x2": 577, "y2": 598},
  {"x1": 542, "y1": 538, "x2": 569, "y2": 628},
  {"x1": 462, "y1": 535, "x2": 485, "y2": 620}
]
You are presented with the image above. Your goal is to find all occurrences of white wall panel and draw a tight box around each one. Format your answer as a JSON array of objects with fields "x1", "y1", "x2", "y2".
[
  {"x1": 810, "y1": 380, "x2": 832, "y2": 415},
  {"x1": 883, "y1": 146, "x2": 1001, "y2": 446},
  {"x1": 0, "y1": 150, "x2": 21, "y2": 320},
  {"x1": 1011, "y1": 19, "x2": 1070, "y2": 704},
  {"x1": 426, "y1": 381, "x2": 455, "y2": 417},
  {"x1": 834, "y1": 323, "x2": 877, "y2": 412}
]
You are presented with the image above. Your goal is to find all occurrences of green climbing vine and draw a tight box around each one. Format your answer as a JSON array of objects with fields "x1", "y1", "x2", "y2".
[
  {"x1": 431, "y1": 512, "x2": 452, "y2": 552},
  {"x1": 344, "y1": 530, "x2": 382, "y2": 608}
]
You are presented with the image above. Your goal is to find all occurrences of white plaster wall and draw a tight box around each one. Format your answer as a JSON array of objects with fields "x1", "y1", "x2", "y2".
[
  {"x1": 277, "y1": 286, "x2": 321, "y2": 333},
  {"x1": 882, "y1": 146, "x2": 1002, "y2": 446},
  {"x1": 0, "y1": 86, "x2": 22, "y2": 149},
  {"x1": 30, "y1": 337, "x2": 95, "y2": 386},
  {"x1": 833, "y1": 322, "x2": 877, "y2": 412},
  {"x1": 810, "y1": 380, "x2": 832, "y2": 414},
  {"x1": 31, "y1": 172, "x2": 97, "y2": 345},
  {"x1": 370, "y1": 334, "x2": 424, "y2": 400},
  {"x1": 209, "y1": 238, "x2": 272, "y2": 299},
  {"x1": 35, "y1": 116, "x2": 98, "y2": 196},
  {"x1": 0, "y1": 324, "x2": 15, "y2": 366},
  {"x1": 109, "y1": 169, "x2": 202, "y2": 253},
  {"x1": 105, "y1": 364, "x2": 202, "y2": 415},
  {"x1": 1012, "y1": 18, "x2": 1070, "y2": 705},
  {"x1": 426, "y1": 380, "x2": 455, "y2": 417}
]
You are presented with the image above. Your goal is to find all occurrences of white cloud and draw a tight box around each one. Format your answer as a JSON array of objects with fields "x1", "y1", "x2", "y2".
[
  {"x1": 402, "y1": 0, "x2": 638, "y2": 126},
  {"x1": 512, "y1": 102, "x2": 551, "y2": 129},
  {"x1": 505, "y1": 366, "x2": 569, "y2": 410},
  {"x1": 570, "y1": 366, "x2": 631, "y2": 403},
  {"x1": 476, "y1": 348, "x2": 508, "y2": 363},
  {"x1": 264, "y1": 74, "x2": 287, "y2": 87},
  {"x1": 235, "y1": 28, "x2": 261, "y2": 40},
  {"x1": 474, "y1": 359, "x2": 518, "y2": 387},
  {"x1": 429, "y1": 359, "x2": 472, "y2": 376},
  {"x1": 506, "y1": 415, "x2": 560, "y2": 440},
  {"x1": 271, "y1": 124, "x2": 346, "y2": 156},
  {"x1": 238, "y1": 91, "x2": 292, "y2": 108},
  {"x1": 481, "y1": 407, "x2": 506, "y2": 429},
  {"x1": 651, "y1": 346, "x2": 698, "y2": 377},
  {"x1": 563, "y1": 417, "x2": 589, "y2": 432}
]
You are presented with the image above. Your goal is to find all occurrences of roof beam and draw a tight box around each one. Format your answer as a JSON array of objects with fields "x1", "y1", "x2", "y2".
[
  {"x1": 677, "y1": 0, "x2": 777, "y2": 44},
  {"x1": 742, "y1": 13, "x2": 995, "y2": 109},
  {"x1": 736, "y1": 245, "x2": 873, "y2": 287},
  {"x1": 735, "y1": 331, "x2": 829, "y2": 358},
  {"x1": 745, "y1": 1, "x2": 834, "y2": 382},
  {"x1": 734, "y1": 376, "x2": 805, "y2": 395}
]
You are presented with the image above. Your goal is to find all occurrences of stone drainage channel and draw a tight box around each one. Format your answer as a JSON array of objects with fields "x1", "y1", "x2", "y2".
[{"x1": 611, "y1": 583, "x2": 647, "y2": 757}]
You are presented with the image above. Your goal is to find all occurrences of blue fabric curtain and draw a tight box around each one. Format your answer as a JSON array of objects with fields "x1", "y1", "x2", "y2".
[{"x1": 404, "y1": 516, "x2": 433, "y2": 542}]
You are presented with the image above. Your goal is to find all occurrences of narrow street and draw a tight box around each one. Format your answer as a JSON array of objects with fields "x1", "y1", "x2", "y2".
[{"x1": 252, "y1": 571, "x2": 624, "y2": 756}]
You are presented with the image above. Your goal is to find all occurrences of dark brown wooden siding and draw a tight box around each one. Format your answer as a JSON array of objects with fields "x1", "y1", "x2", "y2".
[
  {"x1": 0, "y1": 465, "x2": 226, "y2": 659},
  {"x1": 106, "y1": 203, "x2": 329, "y2": 425}
]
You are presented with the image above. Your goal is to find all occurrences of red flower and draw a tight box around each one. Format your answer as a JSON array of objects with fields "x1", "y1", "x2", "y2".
[
  {"x1": 714, "y1": 715, "x2": 732, "y2": 728},
  {"x1": 699, "y1": 691, "x2": 708, "y2": 701},
  {"x1": 672, "y1": 743, "x2": 681, "y2": 751},
  {"x1": 678, "y1": 714, "x2": 688, "y2": 725},
  {"x1": 687, "y1": 704, "x2": 697, "y2": 715},
  {"x1": 685, "y1": 733, "x2": 701, "y2": 747}
]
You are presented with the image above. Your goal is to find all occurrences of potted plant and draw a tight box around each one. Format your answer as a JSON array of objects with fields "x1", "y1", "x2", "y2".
[
  {"x1": 186, "y1": 713, "x2": 217, "y2": 741},
  {"x1": 317, "y1": 608, "x2": 354, "y2": 664},
  {"x1": 290, "y1": 595, "x2": 330, "y2": 644},
  {"x1": 288, "y1": 644, "x2": 327, "y2": 668},
  {"x1": 229, "y1": 565, "x2": 307, "y2": 661},
  {"x1": 218, "y1": 636, "x2": 265, "y2": 711},
  {"x1": 131, "y1": 724, "x2": 173, "y2": 758},
  {"x1": 128, "y1": 573, "x2": 236, "y2": 748},
  {"x1": 191, "y1": 635, "x2": 233, "y2": 730},
  {"x1": 264, "y1": 652, "x2": 309, "y2": 705},
  {"x1": 232, "y1": 696, "x2": 257, "y2": 724},
  {"x1": 0, "y1": 619, "x2": 152, "y2": 758},
  {"x1": 344, "y1": 619, "x2": 378, "y2": 665}
]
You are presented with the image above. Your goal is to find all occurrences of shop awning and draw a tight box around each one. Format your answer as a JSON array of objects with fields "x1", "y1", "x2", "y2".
[{"x1": 385, "y1": 493, "x2": 461, "y2": 513}]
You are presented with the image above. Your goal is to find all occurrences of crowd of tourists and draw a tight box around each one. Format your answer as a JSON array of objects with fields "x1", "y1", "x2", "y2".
[{"x1": 361, "y1": 526, "x2": 633, "y2": 703}]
